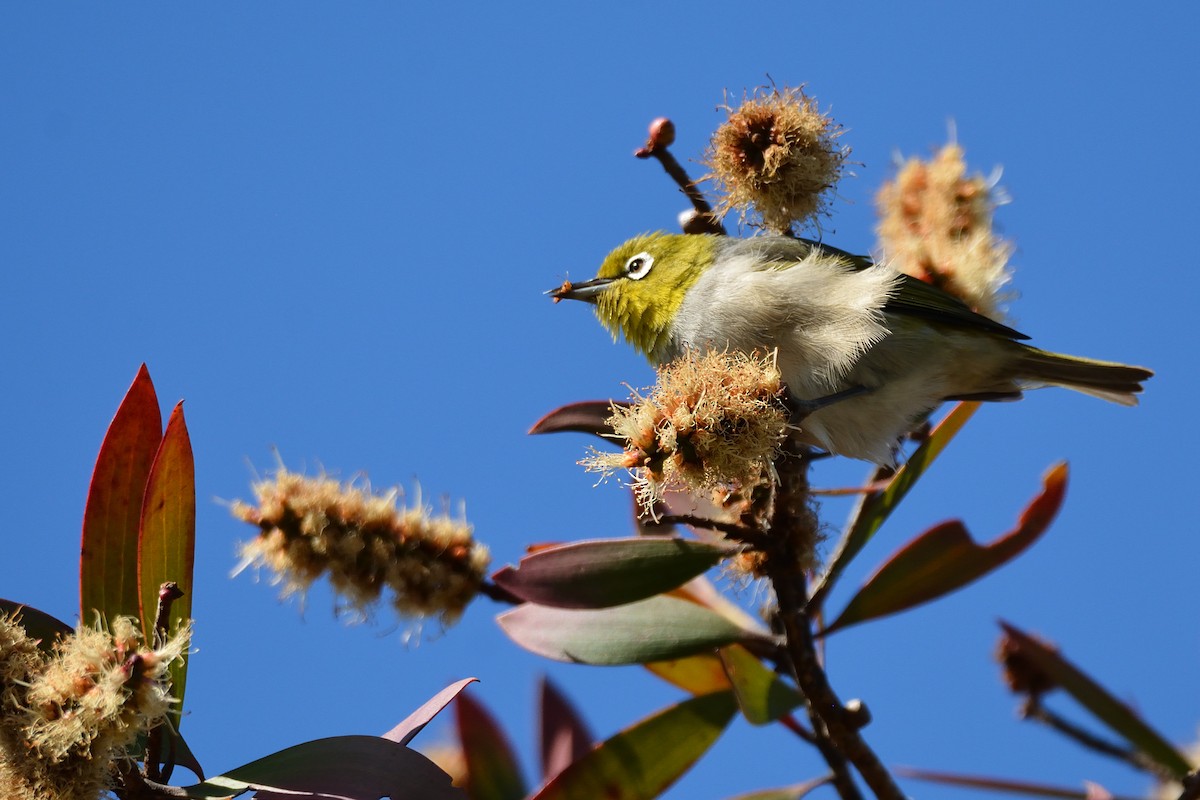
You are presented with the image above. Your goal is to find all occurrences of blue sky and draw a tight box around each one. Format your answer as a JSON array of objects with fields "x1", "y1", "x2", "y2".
[{"x1": 2, "y1": 4, "x2": 1197, "y2": 799}]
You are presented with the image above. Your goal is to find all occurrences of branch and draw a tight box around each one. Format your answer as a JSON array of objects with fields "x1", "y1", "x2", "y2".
[
  {"x1": 634, "y1": 117, "x2": 726, "y2": 235},
  {"x1": 763, "y1": 445, "x2": 906, "y2": 800},
  {"x1": 1022, "y1": 697, "x2": 1174, "y2": 780}
]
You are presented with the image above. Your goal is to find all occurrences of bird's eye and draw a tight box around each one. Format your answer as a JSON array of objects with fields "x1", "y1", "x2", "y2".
[{"x1": 625, "y1": 252, "x2": 654, "y2": 280}]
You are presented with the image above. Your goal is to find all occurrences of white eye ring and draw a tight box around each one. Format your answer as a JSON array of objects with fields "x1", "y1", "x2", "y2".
[{"x1": 625, "y1": 252, "x2": 654, "y2": 280}]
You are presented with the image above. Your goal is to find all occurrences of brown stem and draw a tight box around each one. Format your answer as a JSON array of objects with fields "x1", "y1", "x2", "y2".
[
  {"x1": 1022, "y1": 697, "x2": 1175, "y2": 780},
  {"x1": 762, "y1": 445, "x2": 905, "y2": 800},
  {"x1": 143, "y1": 582, "x2": 184, "y2": 783},
  {"x1": 805, "y1": 703, "x2": 863, "y2": 800},
  {"x1": 116, "y1": 758, "x2": 189, "y2": 798},
  {"x1": 1178, "y1": 771, "x2": 1200, "y2": 800},
  {"x1": 778, "y1": 712, "x2": 817, "y2": 744},
  {"x1": 153, "y1": 582, "x2": 183, "y2": 648},
  {"x1": 657, "y1": 513, "x2": 773, "y2": 550},
  {"x1": 634, "y1": 119, "x2": 726, "y2": 235},
  {"x1": 478, "y1": 580, "x2": 523, "y2": 605}
]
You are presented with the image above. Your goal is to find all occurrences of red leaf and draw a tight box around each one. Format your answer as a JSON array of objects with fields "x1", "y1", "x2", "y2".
[
  {"x1": 138, "y1": 401, "x2": 195, "y2": 727},
  {"x1": 456, "y1": 692, "x2": 526, "y2": 800},
  {"x1": 80, "y1": 364, "x2": 162, "y2": 624},
  {"x1": 384, "y1": 678, "x2": 479, "y2": 746},
  {"x1": 538, "y1": 676, "x2": 593, "y2": 783},
  {"x1": 823, "y1": 462, "x2": 1068, "y2": 635},
  {"x1": 528, "y1": 401, "x2": 623, "y2": 438},
  {"x1": 898, "y1": 767, "x2": 1141, "y2": 800}
]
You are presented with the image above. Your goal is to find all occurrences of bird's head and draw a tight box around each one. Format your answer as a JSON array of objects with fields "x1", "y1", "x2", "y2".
[{"x1": 549, "y1": 232, "x2": 715, "y2": 359}]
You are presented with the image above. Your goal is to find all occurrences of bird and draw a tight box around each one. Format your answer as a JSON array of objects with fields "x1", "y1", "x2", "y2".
[{"x1": 549, "y1": 232, "x2": 1152, "y2": 465}]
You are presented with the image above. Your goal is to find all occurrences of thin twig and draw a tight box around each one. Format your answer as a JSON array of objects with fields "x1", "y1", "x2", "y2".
[
  {"x1": 478, "y1": 580, "x2": 523, "y2": 605},
  {"x1": 634, "y1": 117, "x2": 726, "y2": 235},
  {"x1": 1022, "y1": 697, "x2": 1173, "y2": 780},
  {"x1": 153, "y1": 583, "x2": 183, "y2": 648},
  {"x1": 657, "y1": 513, "x2": 772, "y2": 549},
  {"x1": 778, "y1": 712, "x2": 818, "y2": 744},
  {"x1": 144, "y1": 582, "x2": 183, "y2": 783},
  {"x1": 1178, "y1": 771, "x2": 1200, "y2": 800}
]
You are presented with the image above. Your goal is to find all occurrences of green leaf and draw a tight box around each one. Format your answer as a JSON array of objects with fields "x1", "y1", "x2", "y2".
[
  {"x1": 177, "y1": 735, "x2": 462, "y2": 799},
  {"x1": 456, "y1": 691, "x2": 527, "y2": 800},
  {"x1": 137, "y1": 401, "x2": 195, "y2": 728},
  {"x1": 80, "y1": 364, "x2": 162, "y2": 625},
  {"x1": 824, "y1": 463, "x2": 1067, "y2": 635},
  {"x1": 0, "y1": 599, "x2": 72, "y2": 653},
  {"x1": 644, "y1": 652, "x2": 733, "y2": 695},
  {"x1": 532, "y1": 691, "x2": 738, "y2": 800},
  {"x1": 809, "y1": 401, "x2": 978, "y2": 610},
  {"x1": 498, "y1": 596, "x2": 772, "y2": 665},
  {"x1": 719, "y1": 644, "x2": 802, "y2": 725},
  {"x1": 492, "y1": 537, "x2": 738, "y2": 609},
  {"x1": 999, "y1": 622, "x2": 1191, "y2": 780}
]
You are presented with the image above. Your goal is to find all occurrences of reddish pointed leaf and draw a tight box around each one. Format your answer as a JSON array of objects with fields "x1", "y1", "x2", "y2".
[
  {"x1": 80, "y1": 364, "x2": 162, "y2": 624},
  {"x1": 528, "y1": 401, "x2": 623, "y2": 438},
  {"x1": 531, "y1": 690, "x2": 738, "y2": 800},
  {"x1": 385, "y1": 678, "x2": 479, "y2": 746},
  {"x1": 897, "y1": 767, "x2": 1142, "y2": 800},
  {"x1": 810, "y1": 401, "x2": 979, "y2": 609},
  {"x1": 539, "y1": 676, "x2": 593, "y2": 783},
  {"x1": 177, "y1": 736, "x2": 462, "y2": 799},
  {"x1": 999, "y1": 623, "x2": 1191, "y2": 780},
  {"x1": 455, "y1": 691, "x2": 526, "y2": 800},
  {"x1": 0, "y1": 599, "x2": 72, "y2": 653},
  {"x1": 492, "y1": 537, "x2": 737, "y2": 609},
  {"x1": 719, "y1": 644, "x2": 802, "y2": 725},
  {"x1": 726, "y1": 777, "x2": 834, "y2": 800},
  {"x1": 824, "y1": 462, "x2": 1067, "y2": 635},
  {"x1": 138, "y1": 401, "x2": 195, "y2": 726},
  {"x1": 498, "y1": 596, "x2": 771, "y2": 665}
]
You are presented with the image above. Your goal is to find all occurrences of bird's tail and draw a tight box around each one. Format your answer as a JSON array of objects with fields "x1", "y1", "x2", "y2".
[{"x1": 1017, "y1": 346, "x2": 1153, "y2": 406}]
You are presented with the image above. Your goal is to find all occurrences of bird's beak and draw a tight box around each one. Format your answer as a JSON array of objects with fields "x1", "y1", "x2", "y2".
[{"x1": 547, "y1": 276, "x2": 613, "y2": 304}]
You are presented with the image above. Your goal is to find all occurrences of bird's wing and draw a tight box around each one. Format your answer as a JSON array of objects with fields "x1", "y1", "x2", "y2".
[
  {"x1": 720, "y1": 235, "x2": 874, "y2": 270},
  {"x1": 716, "y1": 235, "x2": 1029, "y2": 340},
  {"x1": 886, "y1": 274, "x2": 1029, "y2": 340}
]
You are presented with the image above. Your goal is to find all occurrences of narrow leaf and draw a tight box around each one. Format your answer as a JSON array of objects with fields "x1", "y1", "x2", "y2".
[
  {"x1": 726, "y1": 777, "x2": 833, "y2": 800},
  {"x1": 498, "y1": 596, "x2": 770, "y2": 665},
  {"x1": 898, "y1": 767, "x2": 1143, "y2": 800},
  {"x1": 824, "y1": 463, "x2": 1067, "y2": 634},
  {"x1": 528, "y1": 401, "x2": 623, "y2": 438},
  {"x1": 492, "y1": 537, "x2": 737, "y2": 609},
  {"x1": 178, "y1": 736, "x2": 462, "y2": 799},
  {"x1": 999, "y1": 622, "x2": 1191, "y2": 779},
  {"x1": 137, "y1": 401, "x2": 195, "y2": 727},
  {"x1": 532, "y1": 691, "x2": 738, "y2": 800},
  {"x1": 810, "y1": 401, "x2": 979, "y2": 609},
  {"x1": 80, "y1": 364, "x2": 162, "y2": 624},
  {"x1": 539, "y1": 676, "x2": 593, "y2": 783},
  {"x1": 719, "y1": 644, "x2": 802, "y2": 725},
  {"x1": 456, "y1": 691, "x2": 526, "y2": 800},
  {"x1": 385, "y1": 678, "x2": 479, "y2": 746},
  {"x1": 0, "y1": 599, "x2": 72, "y2": 653}
]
